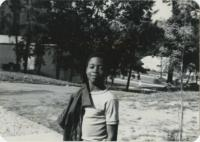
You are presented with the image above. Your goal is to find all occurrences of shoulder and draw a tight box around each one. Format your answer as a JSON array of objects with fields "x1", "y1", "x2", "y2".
[
  {"x1": 104, "y1": 90, "x2": 118, "y2": 102},
  {"x1": 71, "y1": 86, "x2": 85, "y2": 98}
]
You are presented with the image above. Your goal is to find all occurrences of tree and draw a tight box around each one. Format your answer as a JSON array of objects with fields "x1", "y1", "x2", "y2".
[
  {"x1": 0, "y1": 0, "x2": 48, "y2": 73},
  {"x1": 161, "y1": 1, "x2": 199, "y2": 141},
  {"x1": 60, "y1": 0, "x2": 119, "y2": 81},
  {"x1": 34, "y1": 38, "x2": 45, "y2": 74},
  {"x1": 115, "y1": 0, "x2": 164, "y2": 90},
  {"x1": 21, "y1": 0, "x2": 47, "y2": 73},
  {"x1": 0, "y1": 0, "x2": 23, "y2": 69},
  {"x1": 8, "y1": 0, "x2": 22, "y2": 68},
  {"x1": 43, "y1": 0, "x2": 81, "y2": 79},
  {"x1": 161, "y1": 0, "x2": 199, "y2": 84}
]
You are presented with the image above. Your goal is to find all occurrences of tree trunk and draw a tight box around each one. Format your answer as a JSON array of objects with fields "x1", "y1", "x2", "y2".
[
  {"x1": 35, "y1": 57, "x2": 42, "y2": 75},
  {"x1": 23, "y1": 0, "x2": 32, "y2": 73},
  {"x1": 167, "y1": 57, "x2": 174, "y2": 83},
  {"x1": 195, "y1": 70, "x2": 198, "y2": 84},
  {"x1": 111, "y1": 76, "x2": 114, "y2": 86},
  {"x1": 56, "y1": 63, "x2": 60, "y2": 79},
  {"x1": 179, "y1": 44, "x2": 185, "y2": 142},
  {"x1": 160, "y1": 56, "x2": 163, "y2": 78},
  {"x1": 12, "y1": 1, "x2": 21, "y2": 70},
  {"x1": 36, "y1": 65, "x2": 41, "y2": 75},
  {"x1": 126, "y1": 65, "x2": 132, "y2": 91},
  {"x1": 167, "y1": 67, "x2": 174, "y2": 83},
  {"x1": 23, "y1": 42, "x2": 29, "y2": 73},
  {"x1": 68, "y1": 68, "x2": 73, "y2": 82},
  {"x1": 15, "y1": 36, "x2": 20, "y2": 64},
  {"x1": 14, "y1": 35, "x2": 21, "y2": 71},
  {"x1": 185, "y1": 71, "x2": 191, "y2": 85},
  {"x1": 137, "y1": 71, "x2": 140, "y2": 80},
  {"x1": 55, "y1": 49, "x2": 62, "y2": 79}
]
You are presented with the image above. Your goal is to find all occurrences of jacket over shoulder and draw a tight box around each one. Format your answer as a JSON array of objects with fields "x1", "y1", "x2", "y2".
[{"x1": 57, "y1": 84, "x2": 92, "y2": 141}]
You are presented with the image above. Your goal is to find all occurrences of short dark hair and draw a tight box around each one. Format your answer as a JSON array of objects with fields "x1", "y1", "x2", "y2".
[
  {"x1": 85, "y1": 52, "x2": 109, "y2": 77},
  {"x1": 82, "y1": 52, "x2": 110, "y2": 84},
  {"x1": 86, "y1": 52, "x2": 107, "y2": 67}
]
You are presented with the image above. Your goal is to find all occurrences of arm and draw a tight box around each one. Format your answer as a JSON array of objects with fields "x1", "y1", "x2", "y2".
[
  {"x1": 106, "y1": 124, "x2": 118, "y2": 141},
  {"x1": 57, "y1": 94, "x2": 73, "y2": 129},
  {"x1": 105, "y1": 98, "x2": 119, "y2": 141}
]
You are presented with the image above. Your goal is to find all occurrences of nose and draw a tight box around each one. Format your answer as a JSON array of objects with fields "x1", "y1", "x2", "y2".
[
  {"x1": 93, "y1": 66, "x2": 99, "y2": 73},
  {"x1": 92, "y1": 66, "x2": 102, "y2": 74}
]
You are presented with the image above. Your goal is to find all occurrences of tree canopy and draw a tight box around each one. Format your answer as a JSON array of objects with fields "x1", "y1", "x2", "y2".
[{"x1": 0, "y1": 0, "x2": 174, "y2": 89}]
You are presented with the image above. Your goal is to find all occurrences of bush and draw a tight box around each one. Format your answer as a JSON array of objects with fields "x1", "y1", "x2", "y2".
[
  {"x1": 2, "y1": 62, "x2": 20, "y2": 71},
  {"x1": 184, "y1": 83, "x2": 199, "y2": 91},
  {"x1": 153, "y1": 77, "x2": 165, "y2": 84},
  {"x1": 162, "y1": 83, "x2": 179, "y2": 91},
  {"x1": 166, "y1": 129, "x2": 179, "y2": 141}
]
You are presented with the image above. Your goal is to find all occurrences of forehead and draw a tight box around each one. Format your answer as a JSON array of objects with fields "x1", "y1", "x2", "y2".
[{"x1": 87, "y1": 57, "x2": 104, "y2": 65}]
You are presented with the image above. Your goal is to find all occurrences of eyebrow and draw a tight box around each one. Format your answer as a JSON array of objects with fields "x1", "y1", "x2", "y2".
[{"x1": 88, "y1": 63, "x2": 104, "y2": 65}]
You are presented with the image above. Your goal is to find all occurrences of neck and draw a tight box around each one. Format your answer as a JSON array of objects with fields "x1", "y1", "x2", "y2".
[{"x1": 88, "y1": 81, "x2": 106, "y2": 91}]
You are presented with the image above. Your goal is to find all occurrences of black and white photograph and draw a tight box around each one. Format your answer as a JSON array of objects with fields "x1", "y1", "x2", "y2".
[{"x1": 0, "y1": 0, "x2": 199, "y2": 141}]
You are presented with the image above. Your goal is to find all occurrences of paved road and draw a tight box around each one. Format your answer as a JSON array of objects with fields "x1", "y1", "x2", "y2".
[{"x1": 113, "y1": 78, "x2": 165, "y2": 88}]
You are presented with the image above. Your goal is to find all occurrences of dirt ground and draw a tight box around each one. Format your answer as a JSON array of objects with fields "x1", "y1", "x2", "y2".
[{"x1": 0, "y1": 82, "x2": 199, "y2": 141}]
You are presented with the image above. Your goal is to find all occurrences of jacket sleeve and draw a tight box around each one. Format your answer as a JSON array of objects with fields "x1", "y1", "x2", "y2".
[{"x1": 57, "y1": 94, "x2": 74, "y2": 129}]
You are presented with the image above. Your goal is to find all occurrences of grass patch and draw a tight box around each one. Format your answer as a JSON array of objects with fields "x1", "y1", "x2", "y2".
[{"x1": 0, "y1": 71, "x2": 81, "y2": 87}]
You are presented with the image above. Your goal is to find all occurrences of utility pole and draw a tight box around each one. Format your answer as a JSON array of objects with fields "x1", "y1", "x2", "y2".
[
  {"x1": 160, "y1": 56, "x2": 163, "y2": 78},
  {"x1": 178, "y1": 0, "x2": 188, "y2": 141},
  {"x1": 198, "y1": 9, "x2": 200, "y2": 135},
  {"x1": 189, "y1": 0, "x2": 200, "y2": 134},
  {"x1": 197, "y1": 8, "x2": 200, "y2": 133}
]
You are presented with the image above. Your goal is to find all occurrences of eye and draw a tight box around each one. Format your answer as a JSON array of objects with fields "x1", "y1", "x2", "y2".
[
  {"x1": 99, "y1": 66, "x2": 104, "y2": 70},
  {"x1": 89, "y1": 65, "x2": 94, "y2": 69}
]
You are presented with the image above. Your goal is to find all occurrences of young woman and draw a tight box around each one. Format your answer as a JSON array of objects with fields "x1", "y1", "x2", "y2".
[{"x1": 58, "y1": 52, "x2": 119, "y2": 141}]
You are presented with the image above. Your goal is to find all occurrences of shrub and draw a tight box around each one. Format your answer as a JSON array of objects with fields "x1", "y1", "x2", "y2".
[
  {"x1": 167, "y1": 129, "x2": 179, "y2": 141},
  {"x1": 2, "y1": 62, "x2": 20, "y2": 71},
  {"x1": 184, "y1": 83, "x2": 199, "y2": 91},
  {"x1": 153, "y1": 77, "x2": 165, "y2": 84}
]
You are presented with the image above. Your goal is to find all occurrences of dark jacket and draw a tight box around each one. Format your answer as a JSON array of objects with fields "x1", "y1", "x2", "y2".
[{"x1": 57, "y1": 85, "x2": 92, "y2": 141}]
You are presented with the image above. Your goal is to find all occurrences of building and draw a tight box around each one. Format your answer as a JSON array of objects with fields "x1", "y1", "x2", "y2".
[
  {"x1": 0, "y1": 35, "x2": 17, "y2": 70},
  {"x1": 0, "y1": 35, "x2": 81, "y2": 82}
]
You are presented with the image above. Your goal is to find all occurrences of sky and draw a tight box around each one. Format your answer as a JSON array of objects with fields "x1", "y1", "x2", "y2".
[
  {"x1": 194, "y1": 0, "x2": 200, "y2": 5},
  {"x1": 141, "y1": 56, "x2": 169, "y2": 72},
  {"x1": 0, "y1": 0, "x2": 4, "y2": 6},
  {"x1": 152, "y1": 0, "x2": 172, "y2": 21}
]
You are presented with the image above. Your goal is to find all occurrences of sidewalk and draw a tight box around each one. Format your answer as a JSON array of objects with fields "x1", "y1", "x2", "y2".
[
  {"x1": 194, "y1": 136, "x2": 200, "y2": 142},
  {"x1": 0, "y1": 136, "x2": 6, "y2": 142},
  {"x1": 4, "y1": 132, "x2": 62, "y2": 142},
  {"x1": 0, "y1": 106, "x2": 62, "y2": 142}
]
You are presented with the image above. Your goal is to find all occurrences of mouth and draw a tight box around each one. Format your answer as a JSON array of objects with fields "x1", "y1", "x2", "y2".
[
  {"x1": 90, "y1": 74, "x2": 100, "y2": 79},
  {"x1": 91, "y1": 75, "x2": 98, "y2": 78}
]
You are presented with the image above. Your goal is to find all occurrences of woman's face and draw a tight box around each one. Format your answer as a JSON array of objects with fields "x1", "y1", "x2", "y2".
[{"x1": 86, "y1": 57, "x2": 105, "y2": 85}]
